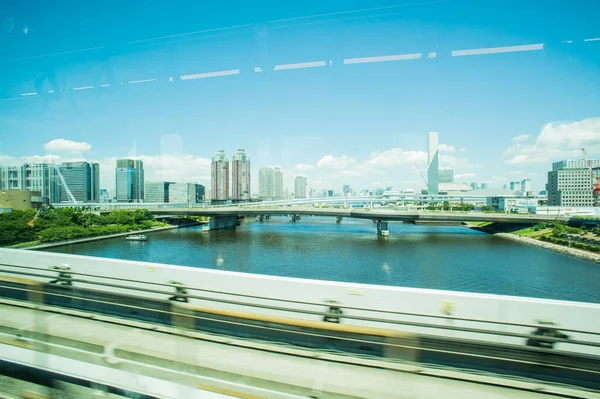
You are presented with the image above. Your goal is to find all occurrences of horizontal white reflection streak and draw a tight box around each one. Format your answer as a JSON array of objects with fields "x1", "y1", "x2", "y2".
[
  {"x1": 101, "y1": 84, "x2": 111, "y2": 87},
  {"x1": 584, "y1": 37, "x2": 600, "y2": 42},
  {"x1": 128, "y1": 79, "x2": 157, "y2": 84},
  {"x1": 180, "y1": 70, "x2": 239, "y2": 80},
  {"x1": 72, "y1": 86, "x2": 94, "y2": 91},
  {"x1": 343, "y1": 53, "x2": 422, "y2": 65},
  {"x1": 452, "y1": 43, "x2": 544, "y2": 57},
  {"x1": 21, "y1": 92, "x2": 37, "y2": 96},
  {"x1": 273, "y1": 61, "x2": 326, "y2": 70}
]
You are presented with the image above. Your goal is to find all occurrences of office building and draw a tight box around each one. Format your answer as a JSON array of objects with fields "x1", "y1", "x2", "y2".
[
  {"x1": 427, "y1": 132, "x2": 439, "y2": 195},
  {"x1": 145, "y1": 182, "x2": 174, "y2": 203},
  {"x1": 552, "y1": 160, "x2": 600, "y2": 171},
  {"x1": 0, "y1": 166, "x2": 24, "y2": 190},
  {"x1": 273, "y1": 167, "x2": 283, "y2": 200},
  {"x1": 548, "y1": 160, "x2": 598, "y2": 207},
  {"x1": 294, "y1": 176, "x2": 307, "y2": 199},
  {"x1": 231, "y1": 149, "x2": 251, "y2": 201},
  {"x1": 343, "y1": 185, "x2": 351, "y2": 195},
  {"x1": 509, "y1": 181, "x2": 520, "y2": 190},
  {"x1": 327, "y1": 190, "x2": 334, "y2": 197},
  {"x1": 521, "y1": 179, "x2": 533, "y2": 194},
  {"x1": 195, "y1": 184, "x2": 206, "y2": 202},
  {"x1": 169, "y1": 183, "x2": 200, "y2": 203},
  {"x1": 59, "y1": 162, "x2": 99, "y2": 203},
  {"x1": 439, "y1": 168, "x2": 454, "y2": 183},
  {"x1": 115, "y1": 159, "x2": 144, "y2": 202},
  {"x1": 24, "y1": 163, "x2": 62, "y2": 203},
  {"x1": 211, "y1": 150, "x2": 229, "y2": 201},
  {"x1": 470, "y1": 182, "x2": 479, "y2": 190},
  {"x1": 480, "y1": 183, "x2": 488, "y2": 189},
  {"x1": 99, "y1": 189, "x2": 111, "y2": 203}
]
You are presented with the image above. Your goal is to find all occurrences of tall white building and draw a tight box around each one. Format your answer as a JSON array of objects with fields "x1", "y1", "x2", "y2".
[
  {"x1": 427, "y1": 132, "x2": 439, "y2": 195},
  {"x1": 0, "y1": 166, "x2": 23, "y2": 190},
  {"x1": 231, "y1": 149, "x2": 251, "y2": 201},
  {"x1": 211, "y1": 150, "x2": 229, "y2": 201},
  {"x1": 259, "y1": 166, "x2": 284, "y2": 200},
  {"x1": 548, "y1": 160, "x2": 598, "y2": 207},
  {"x1": 521, "y1": 178, "x2": 533, "y2": 194},
  {"x1": 294, "y1": 176, "x2": 307, "y2": 199}
]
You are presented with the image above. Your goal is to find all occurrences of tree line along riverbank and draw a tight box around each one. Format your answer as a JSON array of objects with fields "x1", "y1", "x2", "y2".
[{"x1": 0, "y1": 208, "x2": 168, "y2": 248}]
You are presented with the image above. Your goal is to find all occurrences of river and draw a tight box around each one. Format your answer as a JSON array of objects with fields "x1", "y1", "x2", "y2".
[{"x1": 46, "y1": 217, "x2": 600, "y2": 303}]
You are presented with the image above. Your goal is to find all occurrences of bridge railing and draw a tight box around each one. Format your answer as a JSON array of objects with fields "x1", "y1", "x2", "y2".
[{"x1": 1, "y1": 262, "x2": 599, "y2": 368}]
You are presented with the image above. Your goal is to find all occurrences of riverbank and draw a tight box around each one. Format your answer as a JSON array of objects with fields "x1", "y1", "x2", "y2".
[
  {"x1": 495, "y1": 233, "x2": 600, "y2": 264},
  {"x1": 26, "y1": 225, "x2": 181, "y2": 250}
]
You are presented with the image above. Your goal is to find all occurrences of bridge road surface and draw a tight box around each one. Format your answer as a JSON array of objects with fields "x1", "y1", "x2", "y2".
[{"x1": 2, "y1": 301, "x2": 599, "y2": 399}]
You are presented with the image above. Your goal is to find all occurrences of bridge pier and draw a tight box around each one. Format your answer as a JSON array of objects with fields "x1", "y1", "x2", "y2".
[
  {"x1": 336, "y1": 216, "x2": 343, "y2": 224},
  {"x1": 375, "y1": 220, "x2": 389, "y2": 236},
  {"x1": 209, "y1": 215, "x2": 237, "y2": 230},
  {"x1": 290, "y1": 214, "x2": 301, "y2": 222}
]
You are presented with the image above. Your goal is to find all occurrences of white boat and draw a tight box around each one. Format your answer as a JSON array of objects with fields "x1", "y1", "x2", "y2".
[
  {"x1": 380, "y1": 230, "x2": 390, "y2": 237},
  {"x1": 125, "y1": 234, "x2": 148, "y2": 241}
]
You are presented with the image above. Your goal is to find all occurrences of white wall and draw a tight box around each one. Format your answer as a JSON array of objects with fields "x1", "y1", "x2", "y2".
[{"x1": 1, "y1": 248, "x2": 599, "y2": 355}]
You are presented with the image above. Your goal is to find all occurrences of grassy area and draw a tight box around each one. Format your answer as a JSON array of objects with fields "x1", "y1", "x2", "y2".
[{"x1": 7, "y1": 240, "x2": 41, "y2": 249}]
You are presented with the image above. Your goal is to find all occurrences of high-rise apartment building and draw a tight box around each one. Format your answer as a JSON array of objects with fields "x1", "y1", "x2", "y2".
[
  {"x1": 427, "y1": 132, "x2": 439, "y2": 194},
  {"x1": 59, "y1": 162, "x2": 100, "y2": 202},
  {"x1": 115, "y1": 159, "x2": 144, "y2": 202},
  {"x1": 259, "y1": 166, "x2": 284, "y2": 200},
  {"x1": 231, "y1": 149, "x2": 251, "y2": 200},
  {"x1": 259, "y1": 167, "x2": 274, "y2": 200},
  {"x1": 273, "y1": 167, "x2": 283, "y2": 200},
  {"x1": 548, "y1": 160, "x2": 598, "y2": 207},
  {"x1": 144, "y1": 182, "x2": 174, "y2": 202},
  {"x1": 211, "y1": 150, "x2": 229, "y2": 201},
  {"x1": 439, "y1": 168, "x2": 454, "y2": 183},
  {"x1": 294, "y1": 176, "x2": 307, "y2": 199}
]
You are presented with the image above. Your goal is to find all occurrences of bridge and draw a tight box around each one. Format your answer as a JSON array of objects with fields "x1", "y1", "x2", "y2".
[{"x1": 1, "y1": 248, "x2": 599, "y2": 398}]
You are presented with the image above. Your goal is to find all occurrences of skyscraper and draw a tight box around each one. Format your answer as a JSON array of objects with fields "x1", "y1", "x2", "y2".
[
  {"x1": 427, "y1": 132, "x2": 439, "y2": 195},
  {"x1": 521, "y1": 179, "x2": 532, "y2": 193},
  {"x1": 231, "y1": 149, "x2": 251, "y2": 200},
  {"x1": 211, "y1": 150, "x2": 229, "y2": 201},
  {"x1": 60, "y1": 162, "x2": 100, "y2": 202},
  {"x1": 259, "y1": 166, "x2": 284, "y2": 200},
  {"x1": 273, "y1": 166, "x2": 283, "y2": 200},
  {"x1": 259, "y1": 167, "x2": 274, "y2": 200},
  {"x1": 294, "y1": 176, "x2": 307, "y2": 199},
  {"x1": 115, "y1": 159, "x2": 144, "y2": 202},
  {"x1": 343, "y1": 185, "x2": 351, "y2": 195}
]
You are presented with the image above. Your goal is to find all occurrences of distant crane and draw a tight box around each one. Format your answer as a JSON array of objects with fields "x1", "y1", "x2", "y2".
[{"x1": 51, "y1": 159, "x2": 77, "y2": 204}]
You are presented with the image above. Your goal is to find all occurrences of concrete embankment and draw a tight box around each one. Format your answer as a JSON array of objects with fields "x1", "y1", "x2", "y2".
[
  {"x1": 27, "y1": 225, "x2": 180, "y2": 250},
  {"x1": 495, "y1": 233, "x2": 600, "y2": 264}
]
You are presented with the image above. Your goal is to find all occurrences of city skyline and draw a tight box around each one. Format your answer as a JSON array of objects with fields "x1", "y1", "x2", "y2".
[{"x1": 0, "y1": 2, "x2": 598, "y2": 195}]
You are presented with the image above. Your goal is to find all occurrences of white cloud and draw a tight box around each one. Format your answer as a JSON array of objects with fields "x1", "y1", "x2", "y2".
[
  {"x1": 455, "y1": 172, "x2": 477, "y2": 179},
  {"x1": 460, "y1": 148, "x2": 466, "y2": 152},
  {"x1": 365, "y1": 148, "x2": 426, "y2": 166},
  {"x1": 504, "y1": 171, "x2": 525, "y2": 175},
  {"x1": 513, "y1": 134, "x2": 531, "y2": 143},
  {"x1": 438, "y1": 144, "x2": 455, "y2": 153},
  {"x1": 294, "y1": 164, "x2": 315, "y2": 171},
  {"x1": 317, "y1": 155, "x2": 356, "y2": 169},
  {"x1": 505, "y1": 118, "x2": 600, "y2": 165},
  {"x1": 439, "y1": 154, "x2": 480, "y2": 169},
  {"x1": 44, "y1": 139, "x2": 91, "y2": 153}
]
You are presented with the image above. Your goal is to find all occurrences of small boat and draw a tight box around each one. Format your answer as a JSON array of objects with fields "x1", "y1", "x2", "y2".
[
  {"x1": 126, "y1": 234, "x2": 148, "y2": 241},
  {"x1": 380, "y1": 230, "x2": 390, "y2": 237}
]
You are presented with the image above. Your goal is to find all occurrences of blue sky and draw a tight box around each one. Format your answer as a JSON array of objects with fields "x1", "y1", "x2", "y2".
[{"x1": 1, "y1": 0, "x2": 599, "y2": 193}]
